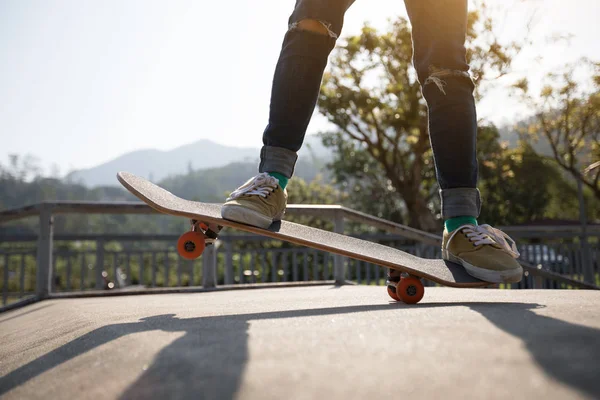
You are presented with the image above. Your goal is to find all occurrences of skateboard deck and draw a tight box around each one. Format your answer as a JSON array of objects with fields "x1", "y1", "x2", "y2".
[{"x1": 117, "y1": 172, "x2": 489, "y2": 299}]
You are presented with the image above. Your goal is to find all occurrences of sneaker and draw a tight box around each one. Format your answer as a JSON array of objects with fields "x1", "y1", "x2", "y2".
[
  {"x1": 442, "y1": 224, "x2": 523, "y2": 283},
  {"x1": 221, "y1": 173, "x2": 287, "y2": 229}
]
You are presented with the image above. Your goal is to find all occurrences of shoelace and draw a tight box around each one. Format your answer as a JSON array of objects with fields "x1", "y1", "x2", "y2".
[
  {"x1": 451, "y1": 224, "x2": 520, "y2": 259},
  {"x1": 478, "y1": 224, "x2": 520, "y2": 258},
  {"x1": 227, "y1": 173, "x2": 278, "y2": 201}
]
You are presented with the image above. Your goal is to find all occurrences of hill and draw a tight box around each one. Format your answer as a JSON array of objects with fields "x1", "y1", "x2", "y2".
[{"x1": 66, "y1": 136, "x2": 331, "y2": 187}]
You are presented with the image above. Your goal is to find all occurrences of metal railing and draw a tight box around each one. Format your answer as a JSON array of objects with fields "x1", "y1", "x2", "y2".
[
  {"x1": 1, "y1": 201, "x2": 599, "y2": 310},
  {"x1": 0, "y1": 233, "x2": 428, "y2": 300}
]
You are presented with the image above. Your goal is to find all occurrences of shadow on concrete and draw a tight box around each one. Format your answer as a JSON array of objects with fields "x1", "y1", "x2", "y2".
[
  {"x1": 1, "y1": 301, "x2": 598, "y2": 399},
  {"x1": 469, "y1": 303, "x2": 600, "y2": 399}
]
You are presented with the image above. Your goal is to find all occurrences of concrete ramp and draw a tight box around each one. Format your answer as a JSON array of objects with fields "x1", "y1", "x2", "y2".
[{"x1": 1, "y1": 286, "x2": 599, "y2": 399}]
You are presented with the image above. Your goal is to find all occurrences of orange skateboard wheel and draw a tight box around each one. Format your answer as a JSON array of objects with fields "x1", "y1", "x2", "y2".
[
  {"x1": 177, "y1": 231, "x2": 206, "y2": 260},
  {"x1": 387, "y1": 285, "x2": 401, "y2": 301},
  {"x1": 396, "y1": 276, "x2": 424, "y2": 304}
]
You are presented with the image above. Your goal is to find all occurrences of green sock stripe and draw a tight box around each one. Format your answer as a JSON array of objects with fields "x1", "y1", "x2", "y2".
[
  {"x1": 445, "y1": 216, "x2": 478, "y2": 232},
  {"x1": 268, "y1": 172, "x2": 289, "y2": 190}
]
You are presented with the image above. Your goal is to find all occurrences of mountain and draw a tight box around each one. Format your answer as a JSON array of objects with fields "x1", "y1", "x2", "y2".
[
  {"x1": 66, "y1": 140, "x2": 256, "y2": 187},
  {"x1": 66, "y1": 136, "x2": 331, "y2": 187}
]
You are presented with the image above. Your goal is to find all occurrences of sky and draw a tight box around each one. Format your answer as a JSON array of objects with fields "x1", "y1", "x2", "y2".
[{"x1": 1, "y1": 0, "x2": 599, "y2": 176}]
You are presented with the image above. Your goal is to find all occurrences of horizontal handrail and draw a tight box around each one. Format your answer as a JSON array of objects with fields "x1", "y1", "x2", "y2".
[
  {"x1": 0, "y1": 201, "x2": 153, "y2": 223},
  {"x1": 0, "y1": 201, "x2": 442, "y2": 245}
]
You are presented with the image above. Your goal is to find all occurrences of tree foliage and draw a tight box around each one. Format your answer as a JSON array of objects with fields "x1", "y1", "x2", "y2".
[
  {"x1": 514, "y1": 59, "x2": 600, "y2": 201},
  {"x1": 477, "y1": 126, "x2": 561, "y2": 225}
]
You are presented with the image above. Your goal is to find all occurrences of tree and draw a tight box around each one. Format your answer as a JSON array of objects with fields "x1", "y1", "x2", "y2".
[
  {"x1": 1, "y1": 154, "x2": 42, "y2": 182},
  {"x1": 318, "y1": 7, "x2": 523, "y2": 231},
  {"x1": 514, "y1": 60, "x2": 600, "y2": 201},
  {"x1": 320, "y1": 131, "x2": 415, "y2": 225},
  {"x1": 476, "y1": 126, "x2": 561, "y2": 225}
]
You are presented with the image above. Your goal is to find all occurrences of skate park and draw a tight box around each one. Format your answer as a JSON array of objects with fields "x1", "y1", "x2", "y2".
[{"x1": 1, "y1": 202, "x2": 599, "y2": 399}]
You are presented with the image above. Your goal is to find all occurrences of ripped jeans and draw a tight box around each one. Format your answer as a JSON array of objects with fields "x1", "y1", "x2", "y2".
[{"x1": 259, "y1": 0, "x2": 480, "y2": 219}]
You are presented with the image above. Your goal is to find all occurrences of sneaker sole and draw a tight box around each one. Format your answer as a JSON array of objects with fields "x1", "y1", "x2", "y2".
[
  {"x1": 443, "y1": 249, "x2": 523, "y2": 284},
  {"x1": 221, "y1": 205, "x2": 274, "y2": 229}
]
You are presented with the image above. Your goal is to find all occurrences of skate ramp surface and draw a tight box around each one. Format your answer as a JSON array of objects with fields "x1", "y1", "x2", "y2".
[{"x1": 1, "y1": 286, "x2": 599, "y2": 400}]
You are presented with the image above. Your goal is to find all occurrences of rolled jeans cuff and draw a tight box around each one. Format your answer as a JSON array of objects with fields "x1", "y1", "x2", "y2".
[
  {"x1": 259, "y1": 146, "x2": 298, "y2": 178},
  {"x1": 440, "y1": 187, "x2": 481, "y2": 219}
]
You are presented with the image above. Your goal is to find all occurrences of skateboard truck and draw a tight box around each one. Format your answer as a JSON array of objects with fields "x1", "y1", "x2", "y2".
[
  {"x1": 176, "y1": 219, "x2": 223, "y2": 260},
  {"x1": 192, "y1": 219, "x2": 222, "y2": 243}
]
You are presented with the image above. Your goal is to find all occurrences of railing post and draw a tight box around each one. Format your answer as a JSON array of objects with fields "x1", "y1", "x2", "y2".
[
  {"x1": 3, "y1": 254, "x2": 9, "y2": 306},
  {"x1": 36, "y1": 205, "x2": 53, "y2": 299},
  {"x1": 333, "y1": 211, "x2": 346, "y2": 285},
  {"x1": 534, "y1": 275, "x2": 543, "y2": 289},
  {"x1": 577, "y1": 179, "x2": 594, "y2": 284},
  {"x1": 95, "y1": 238, "x2": 105, "y2": 289},
  {"x1": 224, "y1": 240, "x2": 233, "y2": 285},
  {"x1": 203, "y1": 244, "x2": 217, "y2": 288}
]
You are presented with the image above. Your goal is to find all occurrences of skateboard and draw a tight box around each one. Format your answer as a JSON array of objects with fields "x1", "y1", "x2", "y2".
[{"x1": 117, "y1": 171, "x2": 490, "y2": 304}]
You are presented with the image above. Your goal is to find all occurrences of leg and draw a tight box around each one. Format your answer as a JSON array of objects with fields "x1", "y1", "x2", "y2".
[
  {"x1": 259, "y1": 0, "x2": 355, "y2": 179},
  {"x1": 404, "y1": 0, "x2": 480, "y2": 220},
  {"x1": 222, "y1": 0, "x2": 354, "y2": 229},
  {"x1": 401, "y1": 0, "x2": 523, "y2": 284}
]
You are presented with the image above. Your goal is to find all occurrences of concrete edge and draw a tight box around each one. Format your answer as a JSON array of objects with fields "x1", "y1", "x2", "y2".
[
  {"x1": 46, "y1": 280, "x2": 356, "y2": 300},
  {"x1": 0, "y1": 296, "x2": 40, "y2": 314}
]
